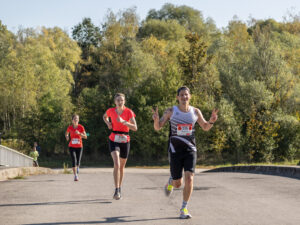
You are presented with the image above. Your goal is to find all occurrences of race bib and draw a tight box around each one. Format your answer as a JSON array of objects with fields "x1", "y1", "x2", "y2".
[
  {"x1": 177, "y1": 124, "x2": 192, "y2": 136},
  {"x1": 71, "y1": 138, "x2": 80, "y2": 145},
  {"x1": 114, "y1": 134, "x2": 128, "y2": 143}
]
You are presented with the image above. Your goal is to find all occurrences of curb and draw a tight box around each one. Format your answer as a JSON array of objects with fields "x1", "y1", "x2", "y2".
[
  {"x1": 0, "y1": 167, "x2": 57, "y2": 181},
  {"x1": 205, "y1": 165, "x2": 300, "y2": 179}
]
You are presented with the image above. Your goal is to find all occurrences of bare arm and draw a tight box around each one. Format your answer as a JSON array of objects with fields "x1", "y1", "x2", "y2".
[
  {"x1": 123, "y1": 116, "x2": 138, "y2": 131},
  {"x1": 152, "y1": 107, "x2": 172, "y2": 131},
  {"x1": 65, "y1": 131, "x2": 70, "y2": 141},
  {"x1": 75, "y1": 130, "x2": 87, "y2": 139},
  {"x1": 117, "y1": 115, "x2": 137, "y2": 131},
  {"x1": 196, "y1": 108, "x2": 218, "y2": 131},
  {"x1": 103, "y1": 112, "x2": 112, "y2": 129}
]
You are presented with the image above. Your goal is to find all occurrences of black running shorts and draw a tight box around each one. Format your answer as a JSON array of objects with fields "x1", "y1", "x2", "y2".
[
  {"x1": 169, "y1": 137, "x2": 197, "y2": 180},
  {"x1": 109, "y1": 140, "x2": 130, "y2": 159},
  {"x1": 69, "y1": 147, "x2": 83, "y2": 167}
]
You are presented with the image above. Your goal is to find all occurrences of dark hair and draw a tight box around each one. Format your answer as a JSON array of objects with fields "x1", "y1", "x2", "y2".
[
  {"x1": 72, "y1": 114, "x2": 79, "y2": 120},
  {"x1": 177, "y1": 86, "x2": 190, "y2": 96},
  {"x1": 114, "y1": 93, "x2": 125, "y2": 100}
]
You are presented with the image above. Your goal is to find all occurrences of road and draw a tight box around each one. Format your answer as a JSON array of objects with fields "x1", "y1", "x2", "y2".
[{"x1": 0, "y1": 168, "x2": 299, "y2": 225}]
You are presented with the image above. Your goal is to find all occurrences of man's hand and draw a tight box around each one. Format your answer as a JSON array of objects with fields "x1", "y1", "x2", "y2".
[
  {"x1": 209, "y1": 109, "x2": 219, "y2": 123},
  {"x1": 152, "y1": 107, "x2": 159, "y2": 121}
]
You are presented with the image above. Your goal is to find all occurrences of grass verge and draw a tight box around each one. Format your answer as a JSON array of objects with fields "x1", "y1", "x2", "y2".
[
  {"x1": 10, "y1": 175, "x2": 25, "y2": 180},
  {"x1": 38, "y1": 155, "x2": 300, "y2": 169}
]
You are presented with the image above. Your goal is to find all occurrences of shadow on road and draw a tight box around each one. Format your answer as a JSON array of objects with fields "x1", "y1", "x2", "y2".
[
  {"x1": 23, "y1": 216, "x2": 180, "y2": 225},
  {"x1": 0, "y1": 199, "x2": 112, "y2": 207},
  {"x1": 10, "y1": 180, "x2": 57, "y2": 183},
  {"x1": 139, "y1": 186, "x2": 215, "y2": 191},
  {"x1": 193, "y1": 186, "x2": 216, "y2": 190},
  {"x1": 231, "y1": 177, "x2": 265, "y2": 180}
]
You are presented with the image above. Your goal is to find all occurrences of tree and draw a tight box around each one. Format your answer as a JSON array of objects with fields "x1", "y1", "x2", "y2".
[
  {"x1": 1, "y1": 26, "x2": 81, "y2": 154},
  {"x1": 72, "y1": 18, "x2": 101, "y2": 96},
  {"x1": 146, "y1": 3, "x2": 217, "y2": 37},
  {"x1": 138, "y1": 19, "x2": 186, "y2": 41}
]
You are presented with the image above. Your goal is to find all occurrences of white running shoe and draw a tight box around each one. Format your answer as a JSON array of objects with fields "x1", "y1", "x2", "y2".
[{"x1": 180, "y1": 208, "x2": 192, "y2": 219}]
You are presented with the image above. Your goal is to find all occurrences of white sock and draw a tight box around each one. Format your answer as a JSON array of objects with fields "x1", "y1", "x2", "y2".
[{"x1": 181, "y1": 201, "x2": 188, "y2": 209}]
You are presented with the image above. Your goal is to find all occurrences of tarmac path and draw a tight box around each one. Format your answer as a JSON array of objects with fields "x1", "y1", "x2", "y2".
[{"x1": 0, "y1": 168, "x2": 299, "y2": 225}]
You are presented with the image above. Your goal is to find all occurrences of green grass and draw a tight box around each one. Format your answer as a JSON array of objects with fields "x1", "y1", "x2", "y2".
[
  {"x1": 38, "y1": 155, "x2": 300, "y2": 169},
  {"x1": 39, "y1": 156, "x2": 113, "y2": 169},
  {"x1": 147, "y1": 159, "x2": 300, "y2": 169},
  {"x1": 63, "y1": 163, "x2": 72, "y2": 174},
  {"x1": 39, "y1": 155, "x2": 170, "y2": 169},
  {"x1": 10, "y1": 175, "x2": 25, "y2": 180}
]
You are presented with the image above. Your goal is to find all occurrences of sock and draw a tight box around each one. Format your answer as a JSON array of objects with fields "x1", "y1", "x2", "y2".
[
  {"x1": 168, "y1": 176, "x2": 173, "y2": 186},
  {"x1": 181, "y1": 201, "x2": 188, "y2": 209}
]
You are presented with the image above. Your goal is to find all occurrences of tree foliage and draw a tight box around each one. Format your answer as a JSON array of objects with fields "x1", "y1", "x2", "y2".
[{"x1": 0, "y1": 4, "x2": 299, "y2": 164}]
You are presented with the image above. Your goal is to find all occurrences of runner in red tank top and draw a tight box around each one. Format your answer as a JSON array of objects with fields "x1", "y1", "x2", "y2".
[
  {"x1": 103, "y1": 93, "x2": 137, "y2": 200},
  {"x1": 65, "y1": 114, "x2": 87, "y2": 181}
]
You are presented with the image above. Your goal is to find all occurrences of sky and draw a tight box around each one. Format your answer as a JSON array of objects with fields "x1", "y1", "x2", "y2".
[{"x1": 0, "y1": 0, "x2": 299, "y2": 34}]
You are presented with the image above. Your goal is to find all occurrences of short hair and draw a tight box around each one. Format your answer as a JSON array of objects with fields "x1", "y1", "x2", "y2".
[
  {"x1": 177, "y1": 86, "x2": 190, "y2": 96},
  {"x1": 114, "y1": 93, "x2": 125, "y2": 100},
  {"x1": 72, "y1": 114, "x2": 79, "y2": 120}
]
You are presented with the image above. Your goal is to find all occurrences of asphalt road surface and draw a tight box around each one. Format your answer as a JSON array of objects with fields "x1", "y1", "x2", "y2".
[{"x1": 1, "y1": 168, "x2": 299, "y2": 225}]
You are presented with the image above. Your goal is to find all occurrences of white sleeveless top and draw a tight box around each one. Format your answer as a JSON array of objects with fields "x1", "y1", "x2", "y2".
[
  {"x1": 170, "y1": 106, "x2": 198, "y2": 137},
  {"x1": 168, "y1": 106, "x2": 198, "y2": 152}
]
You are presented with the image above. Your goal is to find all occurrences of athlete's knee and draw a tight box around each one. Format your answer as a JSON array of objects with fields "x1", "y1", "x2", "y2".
[
  {"x1": 185, "y1": 172, "x2": 194, "y2": 185},
  {"x1": 113, "y1": 158, "x2": 120, "y2": 169},
  {"x1": 120, "y1": 163, "x2": 126, "y2": 170},
  {"x1": 174, "y1": 183, "x2": 181, "y2": 188},
  {"x1": 185, "y1": 177, "x2": 193, "y2": 185},
  {"x1": 173, "y1": 179, "x2": 182, "y2": 188},
  {"x1": 114, "y1": 162, "x2": 120, "y2": 169}
]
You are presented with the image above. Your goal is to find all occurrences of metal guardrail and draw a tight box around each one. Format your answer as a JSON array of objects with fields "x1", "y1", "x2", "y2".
[{"x1": 0, "y1": 145, "x2": 33, "y2": 167}]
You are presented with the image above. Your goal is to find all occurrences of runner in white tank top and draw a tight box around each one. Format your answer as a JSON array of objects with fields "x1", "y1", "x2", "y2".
[
  {"x1": 169, "y1": 105, "x2": 198, "y2": 153},
  {"x1": 152, "y1": 86, "x2": 219, "y2": 219}
]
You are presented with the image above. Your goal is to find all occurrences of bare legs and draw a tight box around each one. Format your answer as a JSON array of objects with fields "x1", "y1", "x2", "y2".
[
  {"x1": 172, "y1": 171, "x2": 194, "y2": 202},
  {"x1": 111, "y1": 150, "x2": 127, "y2": 188}
]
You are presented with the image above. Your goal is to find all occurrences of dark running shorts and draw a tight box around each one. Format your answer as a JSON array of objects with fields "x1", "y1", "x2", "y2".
[
  {"x1": 109, "y1": 140, "x2": 130, "y2": 159},
  {"x1": 69, "y1": 147, "x2": 83, "y2": 167},
  {"x1": 168, "y1": 137, "x2": 197, "y2": 180}
]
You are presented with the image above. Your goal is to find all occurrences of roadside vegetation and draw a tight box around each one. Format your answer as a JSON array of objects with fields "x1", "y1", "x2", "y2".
[{"x1": 0, "y1": 4, "x2": 299, "y2": 166}]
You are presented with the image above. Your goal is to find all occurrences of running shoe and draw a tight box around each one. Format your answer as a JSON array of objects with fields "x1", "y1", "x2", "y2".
[
  {"x1": 113, "y1": 189, "x2": 121, "y2": 200},
  {"x1": 74, "y1": 175, "x2": 79, "y2": 181},
  {"x1": 164, "y1": 177, "x2": 173, "y2": 196},
  {"x1": 180, "y1": 208, "x2": 192, "y2": 219},
  {"x1": 164, "y1": 183, "x2": 173, "y2": 196}
]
